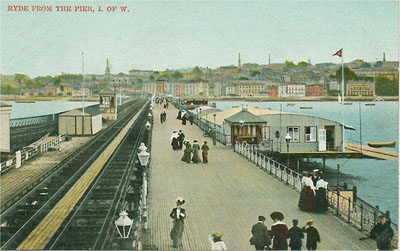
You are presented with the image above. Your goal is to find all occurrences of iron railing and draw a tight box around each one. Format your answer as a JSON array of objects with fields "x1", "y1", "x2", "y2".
[
  {"x1": 234, "y1": 141, "x2": 398, "y2": 248},
  {"x1": 0, "y1": 134, "x2": 66, "y2": 175}
]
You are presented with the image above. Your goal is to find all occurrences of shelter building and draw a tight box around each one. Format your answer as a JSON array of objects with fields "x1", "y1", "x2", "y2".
[
  {"x1": 199, "y1": 106, "x2": 353, "y2": 153},
  {"x1": 59, "y1": 105, "x2": 102, "y2": 136},
  {"x1": 0, "y1": 103, "x2": 12, "y2": 153},
  {"x1": 99, "y1": 92, "x2": 118, "y2": 120}
]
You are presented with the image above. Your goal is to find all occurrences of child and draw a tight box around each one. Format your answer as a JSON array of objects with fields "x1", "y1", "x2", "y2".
[{"x1": 302, "y1": 220, "x2": 320, "y2": 250}]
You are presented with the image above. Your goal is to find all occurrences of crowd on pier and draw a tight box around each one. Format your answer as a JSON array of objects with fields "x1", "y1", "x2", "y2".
[
  {"x1": 153, "y1": 98, "x2": 394, "y2": 251},
  {"x1": 298, "y1": 170, "x2": 329, "y2": 213}
]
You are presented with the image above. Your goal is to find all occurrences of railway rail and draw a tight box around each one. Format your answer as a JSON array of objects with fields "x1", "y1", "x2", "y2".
[
  {"x1": 47, "y1": 107, "x2": 149, "y2": 250},
  {"x1": 0, "y1": 98, "x2": 148, "y2": 250}
]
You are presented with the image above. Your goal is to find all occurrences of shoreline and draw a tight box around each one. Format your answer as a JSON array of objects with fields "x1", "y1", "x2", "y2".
[
  {"x1": 209, "y1": 96, "x2": 399, "y2": 102},
  {"x1": 1, "y1": 95, "x2": 398, "y2": 102}
]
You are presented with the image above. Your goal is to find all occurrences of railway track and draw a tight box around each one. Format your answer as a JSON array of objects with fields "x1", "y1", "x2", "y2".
[
  {"x1": 0, "y1": 98, "x2": 149, "y2": 250},
  {"x1": 47, "y1": 107, "x2": 149, "y2": 250}
]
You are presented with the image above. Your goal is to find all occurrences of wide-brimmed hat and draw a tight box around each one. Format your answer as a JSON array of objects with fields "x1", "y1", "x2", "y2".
[
  {"x1": 212, "y1": 232, "x2": 223, "y2": 238},
  {"x1": 270, "y1": 211, "x2": 284, "y2": 221},
  {"x1": 194, "y1": 140, "x2": 198, "y2": 143},
  {"x1": 306, "y1": 220, "x2": 314, "y2": 225},
  {"x1": 176, "y1": 197, "x2": 185, "y2": 206}
]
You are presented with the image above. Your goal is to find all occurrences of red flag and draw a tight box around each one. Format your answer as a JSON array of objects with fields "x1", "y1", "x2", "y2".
[{"x1": 333, "y1": 48, "x2": 342, "y2": 57}]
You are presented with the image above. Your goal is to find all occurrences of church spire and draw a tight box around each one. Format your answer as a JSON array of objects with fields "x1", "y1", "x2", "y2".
[
  {"x1": 105, "y1": 59, "x2": 111, "y2": 75},
  {"x1": 238, "y1": 53, "x2": 242, "y2": 68}
]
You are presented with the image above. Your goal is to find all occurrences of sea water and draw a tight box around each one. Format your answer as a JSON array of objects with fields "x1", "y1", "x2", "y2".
[
  {"x1": 214, "y1": 100, "x2": 399, "y2": 223},
  {"x1": 3, "y1": 101, "x2": 98, "y2": 119}
]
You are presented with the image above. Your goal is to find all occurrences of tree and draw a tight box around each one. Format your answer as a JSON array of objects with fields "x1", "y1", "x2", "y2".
[
  {"x1": 193, "y1": 66, "x2": 202, "y2": 74},
  {"x1": 297, "y1": 61, "x2": 309, "y2": 67},
  {"x1": 361, "y1": 62, "x2": 371, "y2": 68},
  {"x1": 284, "y1": 61, "x2": 296, "y2": 68},
  {"x1": 250, "y1": 71, "x2": 261, "y2": 77},
  {"x1": 335, "y1": 66, "x2": 358, "y2": 82},
  {"x1": 149, "y1": 75, "x2": 155, "y2": 80},
  {"x1": 327, "y1": 89, "x2": 341, "y2": 96},
  {"x1": 91, "y1": 75, "x2": 96, "y2": 81},
  {"x1": 374, "y1": 61, "x2": 383, "y2": 68},
  {"x1": 239, "y1": 76, "x2": 249, "y2": 80},
  {"x1": 138, "y1": 78, "x2": 143, "y2": 83},
  {"x1": 172, "y1": 71, "x2": 183, "y2": 79},
  {"x1": 375, "y1": 77, "x2": 399, "y2": 96}
]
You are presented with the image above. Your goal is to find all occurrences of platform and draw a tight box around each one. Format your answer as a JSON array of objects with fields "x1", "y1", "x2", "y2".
[
  {"x1": 345, "y1": 142, "x2": 398, "y2": 160},
  {"x1": 0, "y1": 136, "x2": 91, "y2": 207},
  {"x1": 144, "y1": 104, "x2": 376, "y2": 250}
]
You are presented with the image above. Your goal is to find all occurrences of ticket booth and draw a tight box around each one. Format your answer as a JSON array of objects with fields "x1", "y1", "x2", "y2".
[
  {"x1": 225, "y1": 108, "x2": 267, "y2": 144},
  {"x1": 99, "y1": 92, "x2": 118, "y2": 120}
]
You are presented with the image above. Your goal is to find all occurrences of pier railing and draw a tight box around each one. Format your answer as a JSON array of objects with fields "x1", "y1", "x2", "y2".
[
  {"x1": 234, "y1": 141, "x2": 398, "y2": 248},
  {"x1": 0, "y1": 134, "x2": 66, "y2": 175}
]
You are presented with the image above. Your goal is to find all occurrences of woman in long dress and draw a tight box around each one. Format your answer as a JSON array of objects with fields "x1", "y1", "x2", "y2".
[
  {"x1": 270, "y1": 212, "x2": 288, "y2": 250},
  {"x1": 171, "y1": 131, "x2": 180, "y2": 151},
  {"x1": 298, "y1": 172, "x2": 309, "y2": 208},
  {"x1": 191, "y1": 140, "x2": 201, "y2": 163},
  {"x1": 170, "y1": 198, "x2": 186, "y2": 248},
  {"x1": 300, "y1": 175, "x2": 316, "y2": 212},
  {"x1": 201, "y1": 141, "x2": 209, "y2": 163},
  {"x1": 181, "y1": 114, "x2": 187, "y2": 125},
  {"x1": 315, "y1": 175, "x2": 329, "y2": 213},
  {"x1": 181, "y1": 141, "x2": 192, "y2": 163},
  {"x1": 177, "y1": 110, "x2": 182, "y2": 120}
]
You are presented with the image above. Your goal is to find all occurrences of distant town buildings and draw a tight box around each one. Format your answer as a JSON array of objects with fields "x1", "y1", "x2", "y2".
[
  {"x1": 1, "y1": 54, "x2": 398, "y2": 98},
  {"x1": 346, "y1": 81, "x2": 375, "y2": 96}
]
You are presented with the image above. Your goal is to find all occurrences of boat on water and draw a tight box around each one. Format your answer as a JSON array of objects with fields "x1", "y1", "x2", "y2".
[
  {"x1": 16, "y1": 101, "x2": 35, "y2": 103},
  {"x1": 232, "y1": 105, "x2": 240, "y2": 108},
  {"x1": 287, "y1": 103, "x2": 295, "y2": 106},
  {"x1": 344, "y1": 102, "x2": 352, "y2": 105},
  {"x1": 368, "y1": 141, "x2": 396, "y2": 148},
  {"x1": 300, "y1": 106, "x2": 313, "y2": 109},
  {"x1": 365, "y1": 103, "x2": 375, "y2": 106}
]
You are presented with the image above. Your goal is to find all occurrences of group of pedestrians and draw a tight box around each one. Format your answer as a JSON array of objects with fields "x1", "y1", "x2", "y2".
[
  {"x1": 155, "y1": 97, "x2": 169, "y2": 108},
  {"x1": 171, "y1": 130, "x2": 186, "y2": 151},
  {"x1": 298, "y1": 169, "x2": 329, "y2": 213},
  {"x1": 181, "y1": 140, "x2": 209, "y2": 164},
  {"x1": 177, "y1": 110, "x2": 194, "y2": 125},
  {"x1": 250, "y1": 213, "x2": 321, "y2": 251}
]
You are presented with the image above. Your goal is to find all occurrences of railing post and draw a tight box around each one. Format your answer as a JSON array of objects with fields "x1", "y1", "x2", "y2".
[
  {"x1": 360, "y1": 204, "x2": 364, "y2": 231},
  {"x1": 347, "y1": 197, "x2": 351, "y2": 223},
  {"x1": 336, "y1": 193, "x2": 340, "y2": 216},
  {"x1": 285, "y1": 167, "x2": 289, "y2": 185}
]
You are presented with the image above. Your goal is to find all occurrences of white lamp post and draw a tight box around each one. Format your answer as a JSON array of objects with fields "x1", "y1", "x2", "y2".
[
  {"x1": 145, "y1": 121, "x2": 151, "y2": 130},
  {"x1": 137, "y1": 143, "x2": 150, "y2": 167},
  {"x1": 285, "y1": 133, "x2": 291, "y2": 168},
  {"x1": 115, "y1": 210, "x2": 133, "y2": 239}
]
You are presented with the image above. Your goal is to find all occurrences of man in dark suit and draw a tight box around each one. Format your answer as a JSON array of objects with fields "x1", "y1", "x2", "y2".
[
  {"x1": 250, "y1": 216, "x2": 271, "y2": 250},
  {"x1": 288, "y1": 219, "x2": 304, "y2": 250}
]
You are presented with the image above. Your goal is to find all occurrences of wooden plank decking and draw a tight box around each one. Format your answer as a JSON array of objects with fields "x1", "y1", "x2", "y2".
[
  {"x1": 0, "y1": 137, "x2": 91, "y2": 207},
  {"x1": 145, "y1": 104, "x2": 376, "y2": 250},
  {"x1": 345, "y1": 142, "x2": 398, "y2": 160}
]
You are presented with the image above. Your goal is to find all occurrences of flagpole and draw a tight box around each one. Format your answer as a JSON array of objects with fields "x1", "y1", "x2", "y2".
[
  {"x1": 341, "y1": 49, "x2": 345, "y2": 151},
  {"x1": 82, "y1": 52, "x2": 85, "y2": 116},
  {"x1": 341, "y1": 51, "x2": 344, "y2": 103}
]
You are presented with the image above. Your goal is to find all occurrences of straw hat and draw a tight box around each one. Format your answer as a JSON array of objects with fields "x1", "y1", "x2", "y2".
[{"x1": 212, "y1": 232, "x2": 223, "y2": 238}]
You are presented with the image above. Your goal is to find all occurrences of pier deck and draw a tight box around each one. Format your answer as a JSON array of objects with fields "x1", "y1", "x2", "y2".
[
  {"x1": 345, "y1": 142, "x2": 398, "y2": 160},
  {"x1": 0, "y1": 136, "x2": 91, "y2": 207},
  {"x1": 145, "y1": 104, "x2": 376, "y2": 250}
]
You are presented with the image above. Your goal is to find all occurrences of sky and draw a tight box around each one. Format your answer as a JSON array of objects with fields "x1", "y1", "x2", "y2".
[{"x1": 1, "y1": 0, "x2": 399, "y2": 77}]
